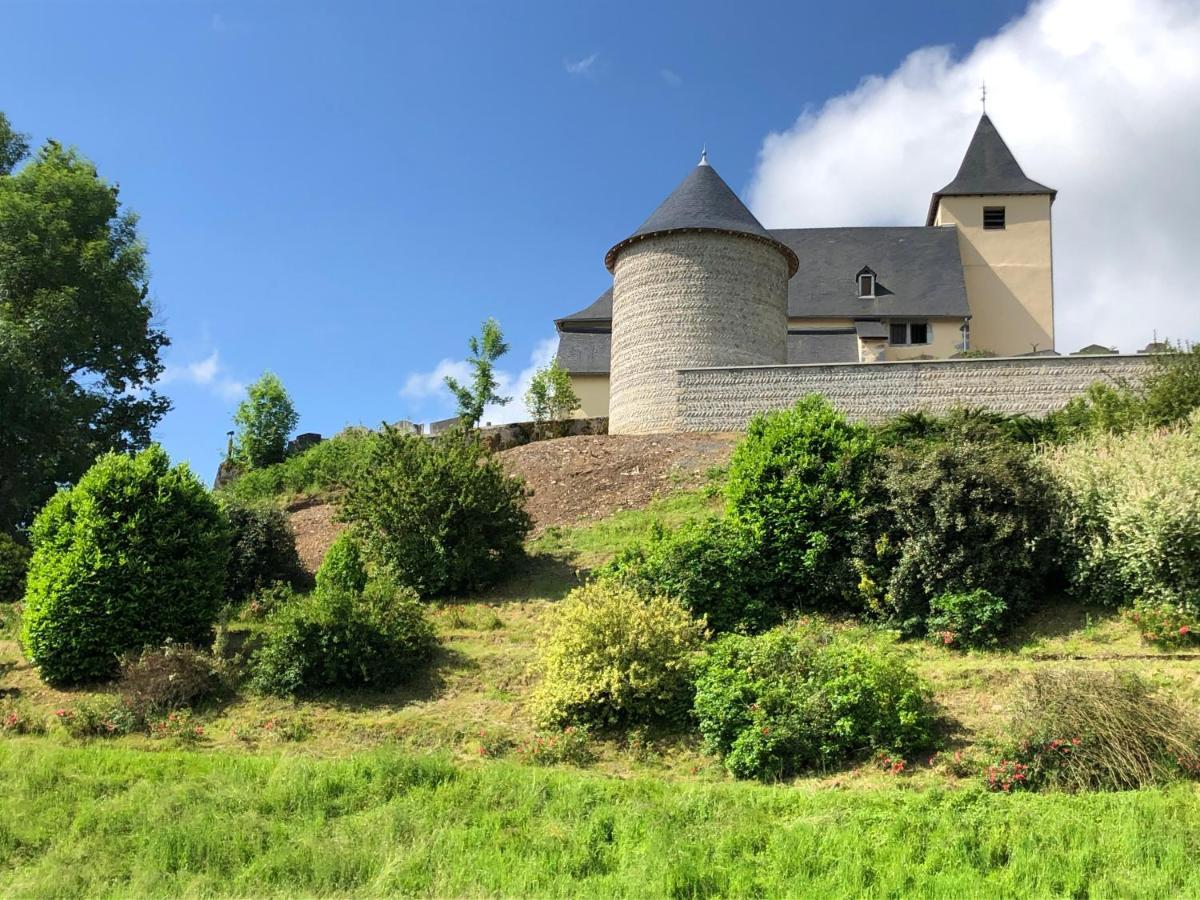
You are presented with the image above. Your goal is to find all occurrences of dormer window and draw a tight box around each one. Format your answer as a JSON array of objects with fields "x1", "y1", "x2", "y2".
[{"x1": 856, "y1": 266, "x2": 876, "y2": 298}]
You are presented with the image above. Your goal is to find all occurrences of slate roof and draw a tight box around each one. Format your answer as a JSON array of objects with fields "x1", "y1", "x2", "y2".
[
  {"x1": 556, "y1": 287, "x2": 611, "y2": 326},
  {"x1": 926, "y1": 113, "x2": 1055, "y2": 224},
  {"x1": 774, "y1": 226, "x2": 970, "y2": 319},
  {"x1": 604, "y1": 160, "x2": 799, "y2": 275},
  {"x1": 555, "y1": 330, "x2": 610, "y2": 374}
]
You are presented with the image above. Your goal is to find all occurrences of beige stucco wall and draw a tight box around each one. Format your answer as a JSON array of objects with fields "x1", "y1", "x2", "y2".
[
  {"x1": 609, "y1": 232, "x2": 790, "y2": 434},
  {"x1": 934, "y1": 194, "x2": 1054, "y2": 356},
  {"x1": 883, "y1": 317, "x2": 966, "y2": 361},
  {"x1": 569, "y1": 373, "x2": 610, "y2": 418},
  {"x1": 673, "y1": 354, "x2": 1150, "y2": 431}
]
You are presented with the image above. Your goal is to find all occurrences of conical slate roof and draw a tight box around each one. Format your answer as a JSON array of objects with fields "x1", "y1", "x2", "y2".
[
  {"x1": 926, "y1": 113, "x2": 1055, "y2": 224},
  {"x1": 605, "y1": 157, "x2": 799, "y2": 275}
]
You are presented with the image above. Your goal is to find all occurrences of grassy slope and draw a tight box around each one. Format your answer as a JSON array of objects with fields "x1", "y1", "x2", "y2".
[{"x1": 3, "y1": 740, "x2": 1200, "y2": 898}]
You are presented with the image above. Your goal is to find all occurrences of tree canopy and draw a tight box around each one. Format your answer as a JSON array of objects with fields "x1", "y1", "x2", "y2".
[
  {"x1": 233, "y1": 372, "x2": 299, "y2": 469},
  {"x1": 445, "y1": 318, "x2": 510, "y2": 429},
  {"x1": 0, "y1": 112, "x2": 170, "y2": 533}
]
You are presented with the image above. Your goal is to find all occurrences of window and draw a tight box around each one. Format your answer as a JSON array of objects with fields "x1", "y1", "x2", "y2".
[
  {"x1": 959, "y1": 319, "x2": 970, "y2": 351},
  {"x1": 983, "y1": 206, "x2": 1006, "y2": 230},
  {"x1": 889, "y1": 321, "x2": 931, "y2": 346},
  {"x1": 858, "y1": 273, "x2": 875, "y2": 298}
]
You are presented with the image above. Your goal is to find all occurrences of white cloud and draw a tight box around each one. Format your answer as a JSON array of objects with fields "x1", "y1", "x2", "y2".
[
  {"x1": 160, "y1": 350, "x2": 245, "y2": 401},
  {"x1": 564, "y1": 53, "x2": 599, "y2": 77},
  {"x1": 661, "y1": 68, "x2": 683, "y2": 87},
  {"x1": 399, "y1": 337, "x2": 558, "y2": 425},
  {"x1": 747, "y1": 0, "x2": 1200, "y2": 353}
]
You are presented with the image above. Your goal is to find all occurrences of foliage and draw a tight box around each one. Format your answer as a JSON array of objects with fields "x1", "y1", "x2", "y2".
[
  {"x1": 250, "y1": 579, "x2": 436, "y2": 697},
  {"x1": 338, "y1": 426, "x2": 531, "y2": 598},
  {"x1": 855, "y1": 438, "x2": 1060, "y2": 632},
  {"x1": 524, "y1": 358, "x2": 580, "y2": 424},
  {"x1": 692, "y1": 622, "x2": 934, "y2": 780},
  {"x1": 117, "y1": 643, "x2": 222, "y2": 720},
  {"x1": 1044, "y1": 415, "x2": 1200, "y2": 612},
  {"x1": 998, "y1": 670, "x2": 1200, "y2": 792},
  {"x1": 725, "y1": 395, "x2": 875, "y2": 610},
  {"x1": 532, "y1": 581, "x2": 707, "y2": 728},
  {"x1": 600, "y1": 517, "x2": 778, "y2": 634},
  {"x1": 316, "y1": 531, "x2": 368, "y2": 594},
  {"x1": 515, "y1": 726, "x2": 596, "y2": 767},
  {"x1": 20, "y1": 446, "x2": 228, "y2": 684},
  {"x1": 219, "y1": 428, "x2": 379, "y2": 504},
  {"x1": 875, "y1": 406, "x2": 1048, "y2": 448},
  {"x1": 232, "y1": 372, "x2": 299, "y2": 469},
  {"x1": 1123, "y1": 598, "x2": 1199, "y2": 649},
  {"x1": 0, "y1": 531, "x2": 29, "y2": 602},
  {"x1": 0, "y1": 123, "x2": 169, "y2": 533},
  {"x1": 242, "y1": 581, "x2": 300, "y2": 620},
  {"x1": 444, "y1": 317, "x2": 511, "y2": 429},
  {"x1": 222, "y1": 500, "x2": 302, "y2": 603},
  {"x1": 926, "y1": 589, "x2": 1010, "y2": 649}
]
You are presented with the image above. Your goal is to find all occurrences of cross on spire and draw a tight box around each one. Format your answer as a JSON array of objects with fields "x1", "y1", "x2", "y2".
[
  {"x1": 980, "y1": 80, "x2": 987, "y2": 113},
  {"x1": 699, "y1": 145, "x2": 709, "y2": 166}
]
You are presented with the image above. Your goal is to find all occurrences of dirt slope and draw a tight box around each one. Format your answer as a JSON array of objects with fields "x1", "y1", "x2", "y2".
[{"x1": 286, "y1": 432, "x2": 738, "y2": 572}]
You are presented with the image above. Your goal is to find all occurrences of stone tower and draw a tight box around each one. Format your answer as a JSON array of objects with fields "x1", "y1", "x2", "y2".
[
  {"x1": 605, "y1": 154, "x2": 799, "y2": 433},
  {"x1": 927, "y1": 113, "x2": 1056, "y2": 356}
]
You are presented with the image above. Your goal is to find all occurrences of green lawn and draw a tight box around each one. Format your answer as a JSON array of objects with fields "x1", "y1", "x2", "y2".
[{"x1": 2, "y1": 739, "x2": 1199, "y2": 898}]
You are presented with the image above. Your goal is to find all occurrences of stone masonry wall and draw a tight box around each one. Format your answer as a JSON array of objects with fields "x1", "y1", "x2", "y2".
[
  {"x1": 609, "y1": 232, "x2": 789, "y2": 434},
  {"x1": 673, "y1": 354, "x2": 1153, "y2": 430}
]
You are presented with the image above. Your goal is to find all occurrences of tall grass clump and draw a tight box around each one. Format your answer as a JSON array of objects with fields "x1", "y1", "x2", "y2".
[
  {"x1": 997, "y1": 669, "x2": 1200, "y2": 792},
  {"x1": 1044, "y1": 413, "x2": 1200, "y2": 613}
]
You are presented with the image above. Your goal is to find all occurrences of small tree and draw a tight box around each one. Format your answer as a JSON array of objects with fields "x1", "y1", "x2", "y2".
[
  {"x1": 444, "y1": 318, "x2": 510, "y2": 429},
  {"x1": 524, "y1": 358, "x2": 580, "y2": 423},
  {"x1": 233, "y1": 372, "x2": 299, "y2": 469}
]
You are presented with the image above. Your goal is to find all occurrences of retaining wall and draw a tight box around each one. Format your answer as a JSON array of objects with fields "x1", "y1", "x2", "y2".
[{"x1": 673, "y1": 354, "x2": 1153, "y2": 430}]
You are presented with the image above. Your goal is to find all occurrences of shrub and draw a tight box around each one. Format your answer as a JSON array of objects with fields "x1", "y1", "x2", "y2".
[
  {"x1": 315, "y1": 531, "x2": 368, "y2": 595},
  {"x1": 0, "y1": 532, "x2": 29, "y2": 602},
  {"x1": 926, "y1": 589, "x2": 1010, "y2": 649},
  {"x1": 219, "y1": 428, "x2": 379, "y2": 504},
  {"x1": 515, "y1": 726, "x2": 596, "y2": 767},
  {"x1": 339, "y1": 427, "x2": 531, "y2": 597},
  {"x1": 222, "y1": 500, "x2": 303, "y2": 603},
  {"x1": 1045, "y1": 416, "x2": 1200, "y2": 613},
  {"x1": 600, "y1": 517, "x2": 778, "y2": 633},
  {"x1": 532, "y1": 581, "x2": 708, "y2": 728},
  {"x1": 996, "y1": 669, "x2": 1200, "y2": 791},
  {"x1": 21, "y1": 446, "x2": 229, "y2": 684},
  {"x1": 251, "y1": 579, "x2": 436, "y2": 696},
  {"x1": 242, "y1": 581, "x2": 300, "y2": 620},
  {"x1": 1123, "y1": 598, "x2": 1199, "y2": 649},
  {"x1": 693, "y1": 622, "x2": 934, "y2": 780},
  {"x1": 855, "y1": 439, "x2": 1060, "y2": 632},
  {"x1": 725, "y1": 396, "x2": 875, "y2": 610},
  {"x1": 117, "y1": 643, "x2": 221, "y2": 720}
]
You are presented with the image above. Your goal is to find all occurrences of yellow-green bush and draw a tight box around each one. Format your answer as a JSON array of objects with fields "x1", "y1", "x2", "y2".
[
  {"x1": 1045, "y1": 414, "x2": 1200, "y2": 612},
  {"x1": 532, "y1": 581, "x2": 707, "y2": 728}
]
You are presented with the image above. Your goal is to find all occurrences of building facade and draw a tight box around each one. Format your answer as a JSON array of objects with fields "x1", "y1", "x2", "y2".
[{"x1": 556, "y1": 113, "x2": 1058, "y2": 427}]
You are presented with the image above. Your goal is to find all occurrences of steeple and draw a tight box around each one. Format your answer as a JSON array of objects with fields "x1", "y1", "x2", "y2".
[
  {"x1": 605, "y1": 157, "x2": 798, "y2": 275},
  {"x1": 926, "y1": 113, "x2": 1055, "y2": 225}
]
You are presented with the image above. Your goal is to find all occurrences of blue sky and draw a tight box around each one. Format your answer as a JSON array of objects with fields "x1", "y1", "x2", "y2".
[{"x1": 1, "y1": 0, "x2": 1158, "y2": 481}]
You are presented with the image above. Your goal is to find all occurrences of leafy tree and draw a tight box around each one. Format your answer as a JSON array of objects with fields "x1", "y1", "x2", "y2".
[
  {"x1": 232, "y1": 372, "x2": 298, "y2": 468},
  {"x1": 444, "y1": 318, "x2": 510, "y2": 428},
  {"x1": 524, "y1": 358, "x2": 580, "y2": 423},
  {"x1": 0, "y1": 114, "x2": 169, "y2": 533}
]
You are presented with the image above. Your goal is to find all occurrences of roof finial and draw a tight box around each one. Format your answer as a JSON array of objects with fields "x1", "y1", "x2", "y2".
[
  {"x1": 699, "y1": 145, "x2": 709, "y2": 166},
  {"x1": 980, "y1": 80, "x2": 987, "y2": 114}
]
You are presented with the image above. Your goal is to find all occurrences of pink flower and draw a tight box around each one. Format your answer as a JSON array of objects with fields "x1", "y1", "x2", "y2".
[{"x1": 1180, "y1": 625, "x2": 1191, "y2": 636}]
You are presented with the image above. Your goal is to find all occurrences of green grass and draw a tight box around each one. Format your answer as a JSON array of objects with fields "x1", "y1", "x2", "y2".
[
  {"x1": 530, "y1": 485, "x2": 723, "y2": 569},
  {"x1": 3, "y1": 739, "x2": 1199, "y2": 898}
]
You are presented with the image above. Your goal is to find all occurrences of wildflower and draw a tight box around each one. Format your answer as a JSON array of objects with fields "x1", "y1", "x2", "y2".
[
  {"x1": 54, "y1": 708, "x2": 72, "y2": 718},
  {"x1": 1180, "y1": 625, "x2": 1191, "y2": 636}
]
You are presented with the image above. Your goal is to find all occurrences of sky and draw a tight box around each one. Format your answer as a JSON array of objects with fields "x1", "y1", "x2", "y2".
[{"x1": 2, "y1": 0, "x2": 1196, "y2": 482}]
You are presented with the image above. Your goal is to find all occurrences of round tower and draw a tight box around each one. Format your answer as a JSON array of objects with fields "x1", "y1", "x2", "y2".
[{"x1": 605, "y1": 152, "x2": 798, "y2": 433}]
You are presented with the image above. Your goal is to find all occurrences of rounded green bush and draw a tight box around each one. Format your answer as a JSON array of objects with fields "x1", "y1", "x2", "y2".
[
  {"x1": 0, "y1": 533, "x2": 30, "y2": 603},
  {"x1": 601, "y1": 517, "x2": 779, "y2": 634},
  {"x1": 20, "y1": 446, "x2": 229, "y2": 684},
  {"x1": 222, "y1": 500, "x2": 303, "y2": 603},
  {"x1": 533, "y1": 580, "x2": 708, "y2": 728},
  {"x1": 339, "y1": 427, "x2": 531, "y2": 597},
  {"x1": 726, "y1": 395, "x2": 875, "y2": 610},
  {"x1": 315, "y1": 531, "x2": 368, "y2": 595},
  {"x1": 693, "y1": 622, "x2": 934, "y2": 780},
  {"x1": 926, "y1": 589, "x2": 1010, "y2": 649},
  {"x1": 250, "y1": 579, "x2": 436, "y2": 696}
]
